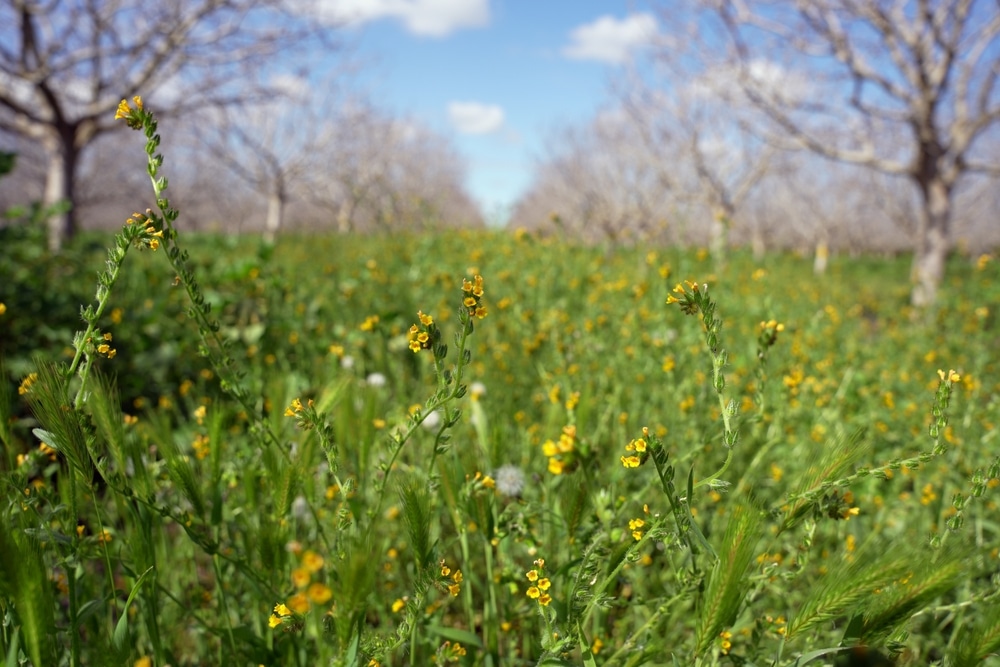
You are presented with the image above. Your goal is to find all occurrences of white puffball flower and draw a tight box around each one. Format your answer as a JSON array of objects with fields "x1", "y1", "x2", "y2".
[
  {"x1": 469, "y1": 381, "x2": 487, "y2": 399},
  {"x1": 340, "y1": 355, "x2": 355, "y2": 369},
  {"x1": 421, "y1": 410, "x2": 442, "y2": 430},
  {"x1": 493, "y1": 464, "x2": 525, "y2": 497},
  {"x1": 366, "y1": 372, "x2": 387, "y2": 388},
  {"x1": 291, "y1": 495, "x2": 309, "y2": 520}
]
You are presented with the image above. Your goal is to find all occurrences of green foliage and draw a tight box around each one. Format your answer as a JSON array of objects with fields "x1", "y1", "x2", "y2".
[{"x1": 1, "y1": 98, "x2": 999, "y2": 666}]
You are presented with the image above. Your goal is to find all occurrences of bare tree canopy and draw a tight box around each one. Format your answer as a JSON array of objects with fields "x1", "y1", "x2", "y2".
[
  {"x1": 662, "y1": 0, "x2": 1000, "y2": 304},
  {"x1": 0, "y1": 0, "x2": 338, "y2": 250}
]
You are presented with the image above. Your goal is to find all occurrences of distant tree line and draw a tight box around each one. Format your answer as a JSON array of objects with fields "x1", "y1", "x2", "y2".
[
  {"x1": 0, "y1": 0, "x2": 483, "y2": 246},
  {"x1": 510, "y1": 0, "x2": 1000, "y2": 305}
]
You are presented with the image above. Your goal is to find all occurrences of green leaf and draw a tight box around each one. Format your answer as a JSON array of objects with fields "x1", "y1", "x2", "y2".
[
  {"x1": 426, "y1": 625, "x2": 484, "y2": 648},
  {"x1": 789, "y1": 645, "x2": 852, "y2": 666},
  {"x1": 4, "y1": 627, "x2": 19, "y2": 667},
  {"x1": 577, "y1": 624, "x2": 598, "y2": 667},
  {"x1": 113, "y1": 566, "x2": 154, "y2": 650}
]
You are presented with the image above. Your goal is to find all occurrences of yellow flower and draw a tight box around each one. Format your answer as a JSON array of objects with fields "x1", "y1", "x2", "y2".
[
  {"x1": 291, "y1": 567, "x2": 310, "y2": 589},
  {"x1": 302, "y1": 550, "x2": 324, "y2": 573},
  {"x1": 115, "y1": 99, "x2": 132, "y2": 120},
  {"x1": 18, "y1": 372, "x2": 38, "y2": 395},
  {"x1": 274, "y1": 602, "x2": 292, "y2": 616},
  {"x1": 307, "y1": 582, "x2": 333, "y2": 604},
  {"x1": 526, "y1": 569, "x2": 538, "y2": 582},
  {"x1": 392, "y1": 598, "x2": 406, "y2": 613},
  {"x1": 621, "y1": 455, "x2": 641, "y2": 468},
  {"x1": 268, "y1": 614, "x2": 282, "y2": 628},
  {"x1": 287, "y1": 592, "x2": 310, "y2": 614},
  {"x1": 0, "y1": 302, "x2": 6, "y2": 315},
  {"x1": 526, "y1": 586, "x2": 540, "y2": 599}
]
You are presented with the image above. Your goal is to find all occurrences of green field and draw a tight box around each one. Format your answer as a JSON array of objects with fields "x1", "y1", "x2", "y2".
[{"x1": 3, "y1": 215, "x2": 999, "y2": 666}]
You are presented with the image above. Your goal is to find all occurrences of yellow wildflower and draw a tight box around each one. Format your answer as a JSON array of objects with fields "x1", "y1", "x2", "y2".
[
  {"x1": 302, "y1": 550, "x2": 324, "y2": 573},
  {"x1": 307, "y1": 582, "x2": 332, "y2": 604}
]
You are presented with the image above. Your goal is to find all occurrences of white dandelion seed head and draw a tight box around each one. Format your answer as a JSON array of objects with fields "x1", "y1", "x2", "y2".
[
  {"x1": 340, "y1": 355, "x2": 355, "y2": 369},
  {"x1": 366, "y1": 372, "x2": 387, "y2": 388},
  {"x1": 421, "y1": 410, "x2": 442, "y2": 430},
  {"x1": 291, "y1": 495, "x2": 309, "y2": 520},
  {"x1": 493, "y1": 464, "x2": 525, "y2": 497}
]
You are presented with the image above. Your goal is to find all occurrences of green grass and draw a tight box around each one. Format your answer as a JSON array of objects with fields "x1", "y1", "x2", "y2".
[{"x1": 1, "y1": 102, "x2": 999, "y2": 667}]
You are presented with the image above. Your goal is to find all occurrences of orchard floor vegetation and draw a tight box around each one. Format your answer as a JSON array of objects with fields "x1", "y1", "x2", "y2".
[{"x1": 1, "y1": 99, "x2": 999, "y2": 667}]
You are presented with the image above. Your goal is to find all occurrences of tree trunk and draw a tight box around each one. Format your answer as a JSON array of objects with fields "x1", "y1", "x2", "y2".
[
  {"x1": 337, "y1": 198, "x2": 355, "y2": 233},
  {"x1": 43, "y1": 138, "x2": 78, "y2": 253},
  {"x1": 710, "y1": 209, "x2": 731, "y2": 273},
  {"x1": 910, "y1": 176, "x2": 952, "y2": 307},
  {"x1": 263, "y1": 188, "x2": 284, "y2": 244},
  {"x1": 813, "y1": 232, "x2": 829, "y2": 275}
]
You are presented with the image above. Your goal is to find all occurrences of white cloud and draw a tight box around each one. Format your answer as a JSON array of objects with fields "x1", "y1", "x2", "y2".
[
  {"x1": 447, "y1": 101, "x2": 505, "y2": 135},
  {"x1": 562, "y1": 13, "x2": 658, "y2": 64},
  {"x1": 312, "y1": 0, "x2": 489, "y2": 37}
]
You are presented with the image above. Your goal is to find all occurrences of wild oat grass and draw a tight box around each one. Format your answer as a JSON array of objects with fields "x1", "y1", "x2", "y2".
[{"x1": 1, "y1": 99, "x2": 999, "y2": 666}]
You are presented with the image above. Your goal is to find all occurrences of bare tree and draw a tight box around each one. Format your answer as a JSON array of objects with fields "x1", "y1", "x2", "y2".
[
  {"x1": 192, "y1": 75, "x2": 324, "y2": 243},
  {"x1": 671, "y1": 0, "x2": 1000, "y2": 305},
  {"x1": 304, "y1": 103, "x2": 483, "y2": 232},
  {"x1": 0, "y1": 0, "x2": 337, "y2": 251},
  {"x1": 623, "y1": 73, "x2": 774, "y2": 266},
  {"x1": 510, "y1": 114, "x2": 674, "y2": 244}
]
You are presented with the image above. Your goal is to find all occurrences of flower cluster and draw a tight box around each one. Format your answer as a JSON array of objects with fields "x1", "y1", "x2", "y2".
[
  {"x1": 542, "y1": 425, "x2": 577, "y2": 475},
  {"x1": 95, "y1": 332, "x2": 117, "y2": 359},
  {"x1": 628, "y1": 517, "x2": 646, "y2": 541},
  {"x1": 439, "y1": 560, "x2": 463, "y2": 597},
  {"x1": 719, "y1": 630, "x2": 733, "y2": 655},
  {"x1": 284, "y1": 397, "x2": 316, "y2": 428},
  {"x1": 435, "y1": 640, "x2": 468, "y2": 663},
  {"x1": 407, "y1": 311, "x2": 436, "y2": 353},
  {"x1": 757, "y1": 319, "x2": 785, "y2": 350},
  {"x1": 822, "y1": 489, "x2": 860, "y2": 521},
  {"x1": 114, "y1": 95, "x2": 145, "y2": 130},
  {"x1": 462, "y1": 275, "x2": 487, "y2": 319},
  {"x1": 620, "y1": 429, "x2": 650, "y2": 468},
  {"x1": 18, "y1": 372, "x2": 38, "y2": 395},
  {"x1": 929, "y1": 369, "x2": 961, "y2": 446},
  {"x1": 665, "y1": 279, "x2": 703, "y2": 315},
  {"x1": 125, "y1": 210, "x2": 165, "y2": 250},
  {"x1": 268, "y1": 602, "x2": 294, "y2": 629},
  {"x1": 269, "y1": 547, "x2": 333, "y2": 628},
  {"x1": 525, "y1": 558, "x2": 552, "y2": 606},
  {"x1": 16, "y1": 442, "x2": 58, "y2": 468}
]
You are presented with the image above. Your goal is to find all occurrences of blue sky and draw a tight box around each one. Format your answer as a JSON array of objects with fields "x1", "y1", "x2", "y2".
[{"x1": 320, "y1": 1, "x2": 659, "y2": 223}]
